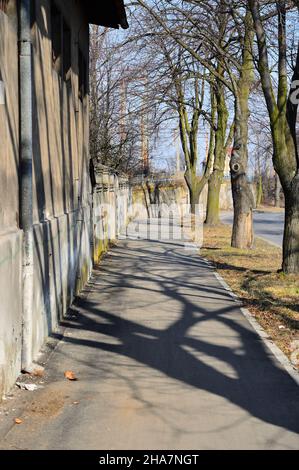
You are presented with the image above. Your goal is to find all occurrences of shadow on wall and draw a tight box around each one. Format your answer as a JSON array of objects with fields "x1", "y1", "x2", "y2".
[
  {"x1": 0, "y1": 0, "x2": 103, "y2": 395},
  {"x1": 31, "y1": 3, "x2": 132, "y2": 355},
  {"x1": 27, "y1": 0, "x2": 92, "y2": 358},
  {"x1": 0, "y1": 3, "x2": 23, "y2": 398}
]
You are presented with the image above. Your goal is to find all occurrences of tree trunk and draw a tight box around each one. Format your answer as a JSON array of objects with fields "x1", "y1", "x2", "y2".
[
  {"x1": 256, "y1": 175, "x2": 263, "y2": 207},
  {"x1": 248, "y1": 0, "x2": 299, "y2": 272},
  {"x1": 231, "y1": 183, "x2": 254, "y2": 249},
  {"x1": 230, "y1": 117, "x2": 255, "y2": 249},
  {"x1": 189, "y1": 184, "x2": 200, "y2": 215},
  {"x1": 205, "y1": 77, "x2": 228, "y2": 226},
  {"x1": 185, "y1": 166, "x2": 207, "y2": 216},
  {"x1": 230, "y1": 10, "x2": 254, "y2": 249},
  {"x1": 282, "y1": 179, "x2": 299, "y2": 273},
  {"x1": 205, "y1": 171, "x2": 222, "y2": 225}
]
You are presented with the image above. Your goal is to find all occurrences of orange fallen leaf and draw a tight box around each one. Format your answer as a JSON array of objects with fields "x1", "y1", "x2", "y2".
[
  {"x1": 32, "y1": 369, "x2": 44, "y2": 378},
  {"x1": 14, "y1": 418, "x2": 22, "y2": 425},
  {"x1": 64, "y1": 370, "x2": 77, "y2": 381}
]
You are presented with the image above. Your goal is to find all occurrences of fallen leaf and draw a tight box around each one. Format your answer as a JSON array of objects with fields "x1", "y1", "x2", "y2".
[
  {"x1": 14, "y1": 418, "x2": 22, "y2": 425},
  {"x1": 32, "y1": 369, "x2": 44, "y2": 378},
  {"x1": 64, "y1": 370, "x2": 77, "y2": 381}
]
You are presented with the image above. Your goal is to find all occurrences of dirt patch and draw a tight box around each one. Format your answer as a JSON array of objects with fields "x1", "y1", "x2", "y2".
[{"x1": 26, "y1": 390, "x2": 66, "y2": 419}]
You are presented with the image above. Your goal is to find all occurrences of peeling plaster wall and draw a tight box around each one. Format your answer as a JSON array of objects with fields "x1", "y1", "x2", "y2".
[
  {"x1": 29, "y1": 0, "x2": 92, "y2": 361},
  {"x1": 0, "y1": 1, "x2": 23, "y2": 398},
  {"x1": 0, "y1": 0, "x2": 93, "y2": 396}
]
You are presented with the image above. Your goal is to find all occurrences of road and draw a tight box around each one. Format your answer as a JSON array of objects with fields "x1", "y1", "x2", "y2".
[
  {"x1": 0, "y1": 219, "x2": 298, "y2": 450},
  {"x1": 221, "y1": 210, "x2": 284, "y2": 247}
]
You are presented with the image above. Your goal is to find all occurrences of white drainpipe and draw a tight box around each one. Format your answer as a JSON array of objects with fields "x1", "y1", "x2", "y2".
[{"x1": 19, "y1": 0, "x2": 33, "y2": 371}]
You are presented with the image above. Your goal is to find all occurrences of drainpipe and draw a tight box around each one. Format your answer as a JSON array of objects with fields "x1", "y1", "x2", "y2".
[{"x1": 19, "y1": 0, "x2": 33, "y2": 371}]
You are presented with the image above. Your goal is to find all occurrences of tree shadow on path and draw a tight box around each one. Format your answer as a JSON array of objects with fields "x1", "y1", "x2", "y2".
[{"x1": 58, "y1": 239, "x2": 299, "y2": 437}]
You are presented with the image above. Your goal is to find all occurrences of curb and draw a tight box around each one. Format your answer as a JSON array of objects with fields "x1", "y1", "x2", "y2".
[
  {"x1": 255, "y1": 235, "x2": 281, "y2": 249},
  {"x1": 201, "y1": 257, "x2": 299, "y2": 388}
]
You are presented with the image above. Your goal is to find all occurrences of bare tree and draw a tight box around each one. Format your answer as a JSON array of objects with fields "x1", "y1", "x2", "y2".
[
  {"x1": 106, "y1": 8, "x2": 218, "y2": 212},
  {"x1": 135, "y1": 0, "x2": 256, "y2": 248},
  {"x1": 89, "y1": 25, "x2": 162, "y2": 175},
  {"x1": 205, "y1": 72, "x2": 234, "y2": 225},
  {"x1": 249, "y1": 0, "x2": 299, "y2": 272}
]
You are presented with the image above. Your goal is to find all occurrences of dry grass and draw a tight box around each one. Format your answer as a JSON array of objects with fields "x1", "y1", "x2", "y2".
[{"x1": 200, "y1": 224, "x2": 299, "y2": 362}]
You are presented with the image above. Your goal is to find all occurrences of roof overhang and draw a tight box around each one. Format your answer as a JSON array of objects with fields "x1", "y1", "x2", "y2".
[{"x1": 83, "y1": 1, "x2": 129, "y2": 29}]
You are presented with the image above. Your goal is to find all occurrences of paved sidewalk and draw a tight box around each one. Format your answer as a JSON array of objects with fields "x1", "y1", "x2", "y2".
[{"x1": 0, "y1": 220, "x2": 298, "y2": 449}]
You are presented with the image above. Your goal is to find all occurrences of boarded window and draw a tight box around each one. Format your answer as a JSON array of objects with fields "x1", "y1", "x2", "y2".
[
  {"x1": 63, "y1": 20, "x2": 71, "y2": 81},
  {"x1": 0, "y1": 1, "x2": 9, "y2": 13},
  {"x1": 51, "y1": 2, "x2": 62, "y2": 74},
  {"x1": 78, "y1": 50, "x2": 88, "y2": 101}
]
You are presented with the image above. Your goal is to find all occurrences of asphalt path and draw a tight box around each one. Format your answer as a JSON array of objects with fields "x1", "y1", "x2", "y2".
[{"x1": 0, "y1": 219, "x2": 298, "y2": 450}]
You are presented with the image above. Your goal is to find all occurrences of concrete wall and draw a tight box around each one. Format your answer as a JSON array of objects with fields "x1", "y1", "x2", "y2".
[
  {"x1": 0, "y1": 1, "x2": 23, "y2": 399},
  {"x1": 0, "y1": 0, "x2": 94, "y2": 397},
  {"x1": 29, "y1": 0, "x2": 92, "y2": 362},
  {"x1": 92, "y1": 165, "x2": 131, "y2": 264},
  {"x1": 132, "y1": 179, "x2": 234, "y2": 217},
  {"x1": 200, "y1": 181, "x2": 233, "y2": 211}
]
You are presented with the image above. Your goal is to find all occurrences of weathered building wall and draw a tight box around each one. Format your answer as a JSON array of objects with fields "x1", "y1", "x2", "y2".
[
  {"x1": 0, "y1": 1, "x2": 23, "y2": 398},
  {"x1": 0, "y1": 0, "x2": 129, "y2": 398},
  {"x1": 0, "y1": 0, "x2": 92, "y2": 396},
  {"x1": 30, "y1": 0, "x2": 92, "y2": 361}
]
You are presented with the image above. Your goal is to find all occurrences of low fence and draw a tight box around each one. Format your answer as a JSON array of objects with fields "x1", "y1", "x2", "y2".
[
  {"x1": 92, "y1": 163, "x2": 132, "y2": 264},
  {"x1": 131, "y1": 178, "x2": 235, "y2": 215}
]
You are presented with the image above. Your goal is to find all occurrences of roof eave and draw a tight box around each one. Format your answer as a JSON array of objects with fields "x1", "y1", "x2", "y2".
[{"x1": 84, "y1": 1, "x2": 129, "y2": 29}]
